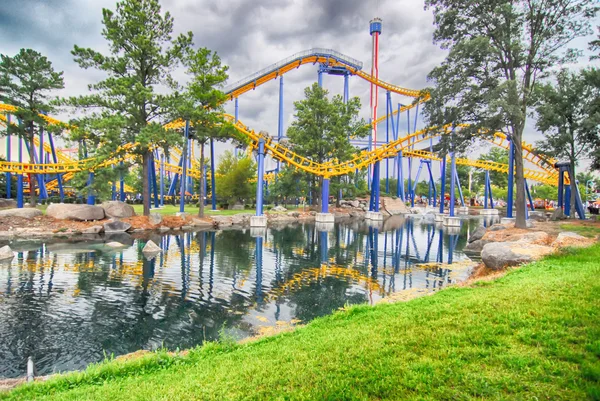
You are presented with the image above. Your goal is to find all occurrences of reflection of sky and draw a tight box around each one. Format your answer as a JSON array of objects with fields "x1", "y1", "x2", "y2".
[{"x1": 0, "y1": 218, "x2": 485, "y2": 378}]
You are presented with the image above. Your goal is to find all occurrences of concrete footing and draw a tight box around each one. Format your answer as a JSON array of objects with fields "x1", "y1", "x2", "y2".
[
  {"x1": 457, "y1": 206, "x2": 469, "y2": 215},
  {"x1": 250, "y1": 215, "x2": 267, "y2": 227},
  {"x1": 250, "y1": 227, "x2": 267, "y2": 238},
  {"x1": 315, "y1": 222, "x2": 335, "y2": 232},
  {"x1": 479, "y1": 208, "x2": 500, "y2": 216},
  {"x1": 434, "y1": 213, "x2": 445, "y2": 223},
  {"x1": 365, "y1": 211, "x2": 384, "y2": 221},
  {"x1": 501, "y1": 217, "x2": 516, "y2": 224},
  {"x1": 315, "y1": 213, "x2": 335, "y2": 223},
  {"x1": 443, "y1": 216, "x2": 461, "y2": 227}
]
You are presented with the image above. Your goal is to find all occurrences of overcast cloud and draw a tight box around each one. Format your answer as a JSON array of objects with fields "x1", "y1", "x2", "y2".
[{"x1": 0, "y1": 0, "x2": 598, "y2": 171}]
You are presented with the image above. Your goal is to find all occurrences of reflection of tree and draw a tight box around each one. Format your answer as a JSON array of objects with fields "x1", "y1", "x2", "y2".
[{"x1": 212, "y1": 230, "x2": 253, "y2": 277}]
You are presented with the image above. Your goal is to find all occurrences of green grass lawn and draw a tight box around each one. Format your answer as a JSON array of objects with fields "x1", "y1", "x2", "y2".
[
  {"x1": 560, "y1": 223, "x2": 600, "y2": 238},
  {"x1": 3, "y1": 245, "x2": 599, "y2": 400}
]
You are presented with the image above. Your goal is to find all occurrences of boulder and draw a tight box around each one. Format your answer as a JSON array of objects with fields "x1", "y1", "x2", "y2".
[
  {"x1": 82, "y1": 225, "x2": 103, "y2": 234},
  {"x1": 103, "y1": 220, "x2": 132, "y2": 233},
  {"x1": 528, "y1": 211, "x2": 547, "y2": 222},
  {"x1": 464, "y1": 239, "x2": 490, "y2": 253},
  {"x1": 489, "y1": 224, "x2": 507, "y2": 232},
  {"x1": 158, "y1": 226, "x2": 170, "y2": 232},
  {"x1": 211, "y1": 216, "x2": 233, "y2": 226},
  {"x1": 287, "y1": 211, "x2": 300, "y2": 218},
  {"x1": 47, "y1": 204, "x2": 105, "y2": 221},
  {"x1": 0, "y1": 208, "x2": 43, "y2": 219},
  {"x1": 551, "y1": 208, "x2": 566, "y2": 221},
  {"x1": 468, "y1": 226, "x2": 487, "y2": 243},
  {"x1": 231, "y1": 213, "x2": 253, "y2": 226},
  {"x1": 149, "y1": 213, "x2": 162, "y2": 225},
  {"x1": 481, "y1": 242, "x2": 554, "y2": 270},
  {"x1": 190, "y1": 218, "x2": 214, "y2": 227},
  {"x1": 231, "y1": 202, "x2": 245, "y2": 210},
  {"x1": 105, "y1": 242, "x2": 126, "y2": 248},
  {"x1": 142, "y1": 240, "x2": 162, "y2": 254},
  {"x1": 0, "y1": 245, "x2": 14, "y2": 261},
  {"x1": 272, "y1": 205, "x2": 287, "y2": 212},
  {"x1": 552, "y1": 232, "x2": 595, "y2": 248},
  {"x1": 175, "y1": 212, "x2": 188, "y2": 219},
  {"x1": 0, "y1": 199, "x2": 17, "y2": 208},
  {"x1": 101, "y1": 201, "x2": 135, "y2": 218}
]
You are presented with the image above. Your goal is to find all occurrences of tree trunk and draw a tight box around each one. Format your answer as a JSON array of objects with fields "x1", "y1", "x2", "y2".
[
  {"x1": 198, "y1": 143, "x2": 205, "y2": 218},
  {"x1": 27, "y1": 126, "x2": 37, "y2": 207},
  {"x1": 142, "y1": 150, "x2": 150, "y2": 216},
  {"x1": 513, "y1": 128, "x2": 526, "y2": 229}
]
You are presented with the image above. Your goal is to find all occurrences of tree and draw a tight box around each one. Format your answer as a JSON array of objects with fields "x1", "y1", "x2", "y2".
[
  {"x1": 590, "y1": 26, "x2": 600, "y2": 59},
  {"x1": 287, "y1": 83, "x2": 368, "y2": 209},
  {"x1": 477, "y1": 148, "x2": 509, "y2": 189},
  {"x1": 0, "y1": 48, "x2": 64, "y2": 206},
  {"x1": 174, "y1": 47, "x2": 237, "y2": 218},
  {"x1": 64, "y1": 0, "x2": 192, "y2": 216},
  {"x1": 269, "y1": 166, "x2": 309, "y2": 206},
  {"x1": 215, "y1": 151, "x2": 256, "y2": 205},
  {"x1": 422, "y1": 0, "x2": 597, "y2": 228},
  {"x1": 534, "y1": 68, "x2": 600, "y2": 215}
]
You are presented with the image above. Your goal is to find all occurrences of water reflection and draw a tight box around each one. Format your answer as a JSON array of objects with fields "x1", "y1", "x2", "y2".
[{"x1": 0, "y1": 217, "x2": 486, "y2": 378}]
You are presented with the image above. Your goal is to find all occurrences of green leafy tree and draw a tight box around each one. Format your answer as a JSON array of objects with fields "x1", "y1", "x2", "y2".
[
  {"x1": 422, "y1": 0, "x2": 598, "y2": 228},
  {"x1": 0, "y1": 48, "x2": 64, "y2": 206},
  {"x1": 174, "y1": 47, "x2": 237, "y2": 218},
  {"x1": 590, "y1": 26, "x2": 600, "y2": 59},
  {"x1": 534, "y1": 68, "x2": 600, "y2": 216},
  {"x1": 270, "y1": 166, "x2": 309, "y2": 206},
  {"x1": 477, "y1": 148, "x2": 509, "y2": 189},
  {"x1": 215, "y1": 151, "x2": 256, "y2": 205},
  {"x1": 530, "y1": 184, "x2": 558, "y2": 201},
  {"x1": 287, "y1": 83, "x2": 368, "y2": 209},
  {"x1": 64, "y1": 0, "x2": 193, "y2": 215}
]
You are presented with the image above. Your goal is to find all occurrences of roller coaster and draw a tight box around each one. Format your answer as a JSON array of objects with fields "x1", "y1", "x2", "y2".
[{"x1": 0, "y1": 47, "x2": 585, "y2": 219}]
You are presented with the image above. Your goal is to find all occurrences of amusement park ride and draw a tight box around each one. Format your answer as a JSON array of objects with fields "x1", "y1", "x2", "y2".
[{"x1": 0, "y1": 19, "x2": 586, "y2": 223}]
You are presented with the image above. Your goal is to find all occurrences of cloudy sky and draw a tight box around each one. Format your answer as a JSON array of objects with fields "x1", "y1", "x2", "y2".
[{"x1": 0, "y1": 0, "x2": 598, "y2": 171}]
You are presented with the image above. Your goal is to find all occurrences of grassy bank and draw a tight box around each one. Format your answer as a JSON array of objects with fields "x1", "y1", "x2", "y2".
[{"x1": 3, "y1": 245, "x2": 599, "y2": 400}]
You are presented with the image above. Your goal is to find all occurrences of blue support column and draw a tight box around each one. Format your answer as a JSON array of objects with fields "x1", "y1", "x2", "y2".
[
  {"x1": 411, "y1": 161, "x2": 424, "y2": 202},
  {"x1": 370, "y1": 161, "x2": 381, "y2": 212},
  {"x1": 256, "y1": 139, "x2": 265, "y2": 216},
  {"x1": 426, "y1": 161, "x2": 437, "y2": 207},
  {"x1": 210, "y1": 138, "x2": 217, "y2": 210},
  {"x1": 449, "y1": 152, "x2": 457, "y2": 217},
  {"x1": 318, "y1": 69, "x2": 323, "y2": 87},
  {"x1": 321, "y1": 178, "x2": 330, "y2": 213},
  {"x1": 119, "y1": 161, "x2": 125, "y2": 201},
  {"x1": 343, "y1": 73, "x2": 349, "y2": 104},
  {"x1": 151, "y1": 154, "x2": 159, "y2": 208},
  {"x1": 17, "y1": 136, "x2": 23, "y2": 208},
  {"x1": 167, "y1": 157, "x2": 183, "y2": 196},
  {"x1": 160, "y1": 154, "x2": 165, "y2": 206},
  {"x1": 203, "y1": 165, "x2": 208, "y2": 206},
  {"x1": 397, "y1": 151, "x2": 404, "y2": 200},
  {"x1": 565, "y1": 184, "x2": 571, "y2": 217},
  {"x1": 6, "y1": 115, "x2": 11, "y2": 198},
  {"x1": 112, "y1": 171, "x2": 116, "y2": 200},
  {"x1": 47, "y1": 132, "x2": 64, "y2": 201},
  {"x1": 524, "y1": 179, "x2": 534, "y2": 212},
  {"x1": 484, "y1": 171, "x2": 490, "y2": 209},
  {"x1": 179, "y1": 120, "x2": 189, "y2": 213},
  {"x1": 454, "y1": 168, "x2": 465, "y2": 206},
  {"x1": 277, "y1": 76, "x2": 284, "y2": 141},
  {"x1": 439, "y1": 156, "x2": 447, "y2": 214},
  {"x1": 557, "y1": 169, "x2": 564, "y2": 208},
  {"x1": 319, "y1": 230, "x2": 328, "y2": 265},
  {"x1": 87, "y1": 172, "x2": 96, "y2": 205},
  {"x1": 385, "y1": 91, "x2": 391, "y2": 194},
  {"x1": 507, "y1": 138, "x2": 515, "y2": 218}
]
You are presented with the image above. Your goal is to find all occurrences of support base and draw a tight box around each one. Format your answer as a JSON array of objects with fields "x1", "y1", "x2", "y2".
[
  {"x1": 457, "y1": 206, "x2": 470, "y2": 215},
  {"x1": 315, "y1": 213, "x2": 335, "y2": 223},
  {"x1": 443, "y1": 216, "x2": 461, "y2": 227},
  {"x1": 434, "y1": 213, "x2": 445, "y2": 223},
  {"x1": 250, "y1": 227, "x2": 267, "y2": 237},
  {"x1": 501, "y1": 217, "x2": 516, "y2": 224},
  {"x1": 250, "y1": 215, "x2": 267, "y2": 227},
  {"x1": 315, "y1": 222, "x2": 335, "y2": 232},
  {"x1": 365, "y1": 211, "x2": 384, "y2": 221},
  {"x1": 479, "y1": 208, "x2": 500, "y2": 216}
]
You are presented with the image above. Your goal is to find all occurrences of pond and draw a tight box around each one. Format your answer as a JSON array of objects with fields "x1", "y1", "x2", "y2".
[{"x1": 0, "y1": 216, "x2": 494, "y2": 378}]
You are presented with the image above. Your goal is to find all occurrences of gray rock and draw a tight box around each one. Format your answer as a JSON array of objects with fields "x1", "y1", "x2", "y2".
[
  {"x1": 0, "y1": 208, "x2": 43, "y2": 219},
  {"x1": 175, "y1": 212, "x2": 188, "y2": 218},
  {"x1": 106, "y1": 242, "x2": 126, "y2": 248},
  {"x1": 464, "y1": 239, "x2": 490, "y2": 253},
  {"x1": 181, "y1": 225, "x2": 192, "y2": 230},
  {"x1": 190, "y1": 219, "x2": 214, "y2": 227},
  {"x1": 231, "y1": 213, "x2": 253, "y2": 226},
  {"x1": 551, "y1": 208, "x2": 566, "y2": 221},
  {"x1": 481, "y1": 242, "x2": 554, "y2": 270},
  {"x1": 469, "y1": 226, "x2": 487, "y2": 243},
  {"x1": 82, "y1": 225, "x2": 103, "y2": 234},
  {"x1": 0, "y1": 199, "x2": 17, "y2": 208},
  {"x1": 231, "y1": 202, "x2": 245, "y2": 210},
  {"x1": 47, "y1": 204, "x2": 105, "y2": 221},
  {"x1": 552, "y1": 231, "x2": 593, "y2": 248},
  {"x1": 103, "y1": 220, "x2": 132, "y2": 233},
  {"x1": 101, "y1": 201, "x2": 135, "y2": 218},
  {"x1": 287, "y1": 211, "x2": 300, "y2": 218},
  {"x1": 142, "y1": 240, "x2": 162, "y2": 254},
  {"x1": 158, "y1": 226, "x2": 170, "y2": 232},
  {"x1": 528, "y1": 211, "x2": 547, "y2": 222},
  {"x1": 272, "y1": 205, "x2": 287, "y2": 212},
  {"x1": 211, "y1": 215, "x2": 233, "y2": 226},
  {"x1": 149, "y1": 213, "x2": 162, "y2": 225},
  {"x1": 489, "y1": 224, "x2": 507, "y2": 231},
  {"x1": 0, "y1": 245, "x2": 14, "y2": 261}
]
